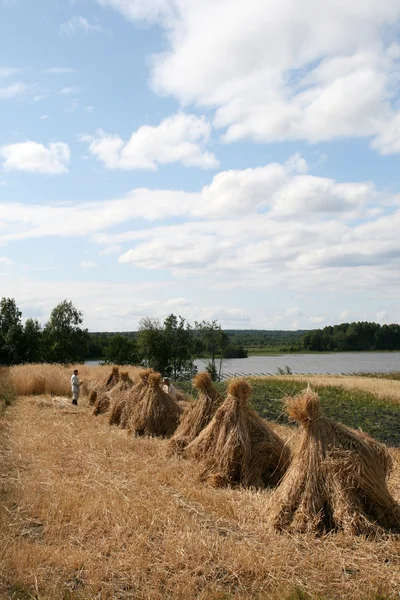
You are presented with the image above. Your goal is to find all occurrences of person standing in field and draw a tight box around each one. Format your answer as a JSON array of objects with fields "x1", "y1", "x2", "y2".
[
  {"x1": 162, "y1": 376, "x2": 177, "y2": 399},
  {"x1": 70, "y1": 369, "x2": 82, "y2": 406}
]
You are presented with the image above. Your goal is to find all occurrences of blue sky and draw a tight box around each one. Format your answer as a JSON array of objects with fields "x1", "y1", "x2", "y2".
[{"x1": 1, "y1": 0, "x2": 400, "y2": 331}]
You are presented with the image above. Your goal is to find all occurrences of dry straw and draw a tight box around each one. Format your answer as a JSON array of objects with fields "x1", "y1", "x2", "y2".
[
  {"x1": 88, "y1": 366, "x2": 120, "y2": 396},
  {"x1": 127, "y1": 372, "x2": 182, "y2": 437},
  {"x1": 109, "y1": 368, "x2": 154, "y2": 427},
  {"x1": 167, "y1": 371, "x2": 222, "y2": 456},
  {"x1": 186, "y1": 378, "x2": 290, "y2": 488},
  {"x1": 92, "y1": 392, "x2": 111, "y2": 416},
  {"x1": 269, "y1": 386, "x2": 400, "y2": 535}
]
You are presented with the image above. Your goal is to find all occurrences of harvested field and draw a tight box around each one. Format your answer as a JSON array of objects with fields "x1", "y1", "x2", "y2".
[{"x1": 1, "y1": 388, "x2": 400, "y2": 599}]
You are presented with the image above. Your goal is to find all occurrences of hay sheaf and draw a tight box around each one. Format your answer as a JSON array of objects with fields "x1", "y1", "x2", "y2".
[
  {"x1": 88, "y1": 366, "x2": 120, "y2": 397},
  {"x1": 88, "y1": 390, "x2": 97, "y2": 406},
  {"x1": 92, "y1": 393, "x2": 111, "y2": 416},
  {"x1": 269, "y1": 387, "x2": 400, "y2": 535},
  {"x1": 127, "y1": 372, "x2": 182, "y2": 438},
  {"x1": 110, "y1": 371, "x2": 134, "y2": 394},
  {"x1": 109, "y1": 368, "x2": 155, "y2": 428},
  {"x1": 167, "y1": 371, "x2": 222, "y2": 456},
  {"x1": 186, "y1": 378, "x2": 290, "y2": 489}
]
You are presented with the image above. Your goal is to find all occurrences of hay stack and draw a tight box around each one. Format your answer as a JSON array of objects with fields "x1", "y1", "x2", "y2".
[
  {"x1": 88, "y1": 366, "x2": 120, "y2": 397},
  {"x1": 269, "y1": 387, "x2": 400, "y2": 535},
  {"x1": 88, "y1": 390, "x2": 97, "y2": 406},
  {"x1": 186, "y1": 378, "x2": 290, "y2": 488},
  {"x1": 109, "y1": 368, "x2": 154, "y2": 427},
  {"x1": 127, "y1": 372, "x2": 182, "y2": 437},
  {"x1": 92, "y1": 392, "x2": 111, "y2": 416},
  {"x1": 167, "y1": 371, "x2": 222, "y2": 456},
  {"x1": 110, "y1": 371, "x2": 134, "y2": 394}
]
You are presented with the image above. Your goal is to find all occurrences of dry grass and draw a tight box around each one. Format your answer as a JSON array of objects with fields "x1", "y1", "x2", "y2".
[
  {"x1": 8, "y1": 364, "x2": 143, "y2": 398},
  {"x1": 1, "y1": 393, "x2": 400, "y2": 600},
  {"x1": 267, "y1": 374, "x2": 400, "y2": 403}
]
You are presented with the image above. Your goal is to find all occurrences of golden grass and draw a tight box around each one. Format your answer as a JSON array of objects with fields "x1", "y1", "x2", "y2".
[
  {"x1": 1, "y1": 392, "x2": 400, "y2": 599},
  {"x1": 266, "y1": 374, "x2": 400, "y2": 403},
  {"x1": 8, "y1": 364, "x2": 143, "y2": 397}
]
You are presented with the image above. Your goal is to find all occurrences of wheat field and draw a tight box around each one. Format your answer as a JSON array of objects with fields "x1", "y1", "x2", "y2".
[
  {"x1": 268, "y1": 374, "x2": 400, "y2": 403},
  {"x1": 1, "y1": 367, "x2": 400, "y2": 599}
]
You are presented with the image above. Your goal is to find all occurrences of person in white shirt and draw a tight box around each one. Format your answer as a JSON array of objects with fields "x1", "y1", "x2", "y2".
[
  {"x1": 70, "y1": 369, "x2": 82, "y2": 406},
  {"x1": 162, "y1": 377, "x2": 177, "y2": 399}
]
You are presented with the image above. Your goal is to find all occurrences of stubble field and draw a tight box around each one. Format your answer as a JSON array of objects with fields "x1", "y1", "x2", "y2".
[{"x1": 0, "y1": 365, "x2": 399, "y2": 599}]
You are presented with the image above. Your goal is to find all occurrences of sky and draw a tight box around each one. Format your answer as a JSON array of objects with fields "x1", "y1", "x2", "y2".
[{"x1": 1, "y1": 0, "x2": 400, "y2": 332}]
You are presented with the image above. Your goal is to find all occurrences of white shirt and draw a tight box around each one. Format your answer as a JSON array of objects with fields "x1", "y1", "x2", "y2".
[
  {"x1": 162, "y1": 383, "x2": 177, "y2": 399},
  {"x1": 71, "y1": 374, "x2": 80, "y2": 392}
]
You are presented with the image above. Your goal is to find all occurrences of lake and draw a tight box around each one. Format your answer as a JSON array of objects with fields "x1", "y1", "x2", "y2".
[
  {"x1": 87, "y1": 352, "x2": 400, "y2": 376},
  {"x1": 195, "y1": 352, "x2": 400, "y2": 377}
]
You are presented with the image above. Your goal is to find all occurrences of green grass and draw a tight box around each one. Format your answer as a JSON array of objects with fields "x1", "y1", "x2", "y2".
[
  {"x1": 355, "y1": 371, "x2": 400, "y2": 381},
  {"x1": 178, "y1": 377, "x2": 400, "y2": 447}
]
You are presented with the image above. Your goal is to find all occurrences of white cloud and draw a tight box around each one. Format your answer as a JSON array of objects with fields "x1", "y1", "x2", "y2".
[
  {"x1": 60, "y1": 15, "x2": 110, "y2": 36},
  {"x1": 40, "y1": 114, "x2": 49, "y2": 120},
  {"x1": 309, "y1": 316, "x2": 325, "y2": 324},
  {"x1": 80, "y1": 260, "x2": 97, "y2": 268},
  {"x1": 0, "y1": 257, "x2": 13, "y2": 265},
  {"x1": 0, "y1": 82, "x2": 29, "y2": 99},
  {"x1": 376, "y1": 310, "x2": 389, "y2": 323},
  {"x1": 97, "y1": 0, "x2": 400, "y2": 154},
  {"x1": 0, "y1": 141, "x2": 71, "y2": 174},
  {"x1": 59, "y1": 86, "x2": 80, "y2": 95},
  {"x1": 82, "y1": 113, "x2": 219, "y2": 170},
  {"x1": 0, "y1": 155, "x2": 400, "y2": 302},
  {"x1": 0, "y1": 67, "x2": 22, "y2": 77},
  {"x1": 339, "y1": 310, "x2": 350, "y2": 321}
]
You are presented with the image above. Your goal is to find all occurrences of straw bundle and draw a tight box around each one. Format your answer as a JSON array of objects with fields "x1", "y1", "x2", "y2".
[
  {"x1": 186, "y1": 378, "x2": 290, "y2": 488},
  {"x1": 111, "y1": 371, "x2": 134, "y2": 393},
  {"x1": 109, "y1": 368, "x2": 154, "y2": 428},
  {"x1": 167, "y1": 372, "x2": 222, "y2": 456},
  {"x1": 92, "y1": 392, "x2": 111, "y2": 416},
  {"x1": 88, "y1": 366, "x2": 120, "y2": 396},
  {"x1": 88, "y1": 390, "x2": 97, "y2": 406},
  {"x1": 127, "y1": 372, "x2": 182, "y2": 437},
  {"x1": 269, "y1": 387, "x2": 400, "y2": 535}
]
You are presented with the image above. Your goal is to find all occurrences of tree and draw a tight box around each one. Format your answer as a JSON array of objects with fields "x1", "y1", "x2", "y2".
[
  {"x1": 43, "y1": 300, "x2": 89, "y2": 363},
  {"x1": 22, "y1": 318, "x2": 43, "y2": 363},
  {"x1": 137, "y1": 314, "x2": 197, "y2": 379},
  {"x1": 0, "y1": 298, "x2": 24, "y2": 365},
  {"x1": 195, "y1": 320, "x2": 228, "y2": 381},
  {"x1": 163, "y1": 314, "x2": 196, "y2": 379},
  {"x1": 103, "y1": 334, "x2": 139, "y2": 365},
  {"x1": 137, "y1": 317, "x2": 169, "y2": 374}
]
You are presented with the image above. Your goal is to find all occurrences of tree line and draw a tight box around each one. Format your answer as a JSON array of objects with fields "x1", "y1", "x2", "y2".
[
  {"x1": 302, "y1": 322, "x2": 400, "y2": 351},
  {"x1": 0, "y1": 298, "x2": 247, "y2": 380}
]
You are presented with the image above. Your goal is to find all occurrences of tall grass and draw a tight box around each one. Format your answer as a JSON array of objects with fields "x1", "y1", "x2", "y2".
[{"x1": 8, "y1": 364, "x2": 142, "y2": 397}]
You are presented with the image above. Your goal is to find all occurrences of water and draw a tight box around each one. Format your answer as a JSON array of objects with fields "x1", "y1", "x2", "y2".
[
  {"x1": 87, "y1": 353, "x2": 400, "y2": 376},
  {"x1": 195, "y1": 352, "x2": 400, "y2": 377}
]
